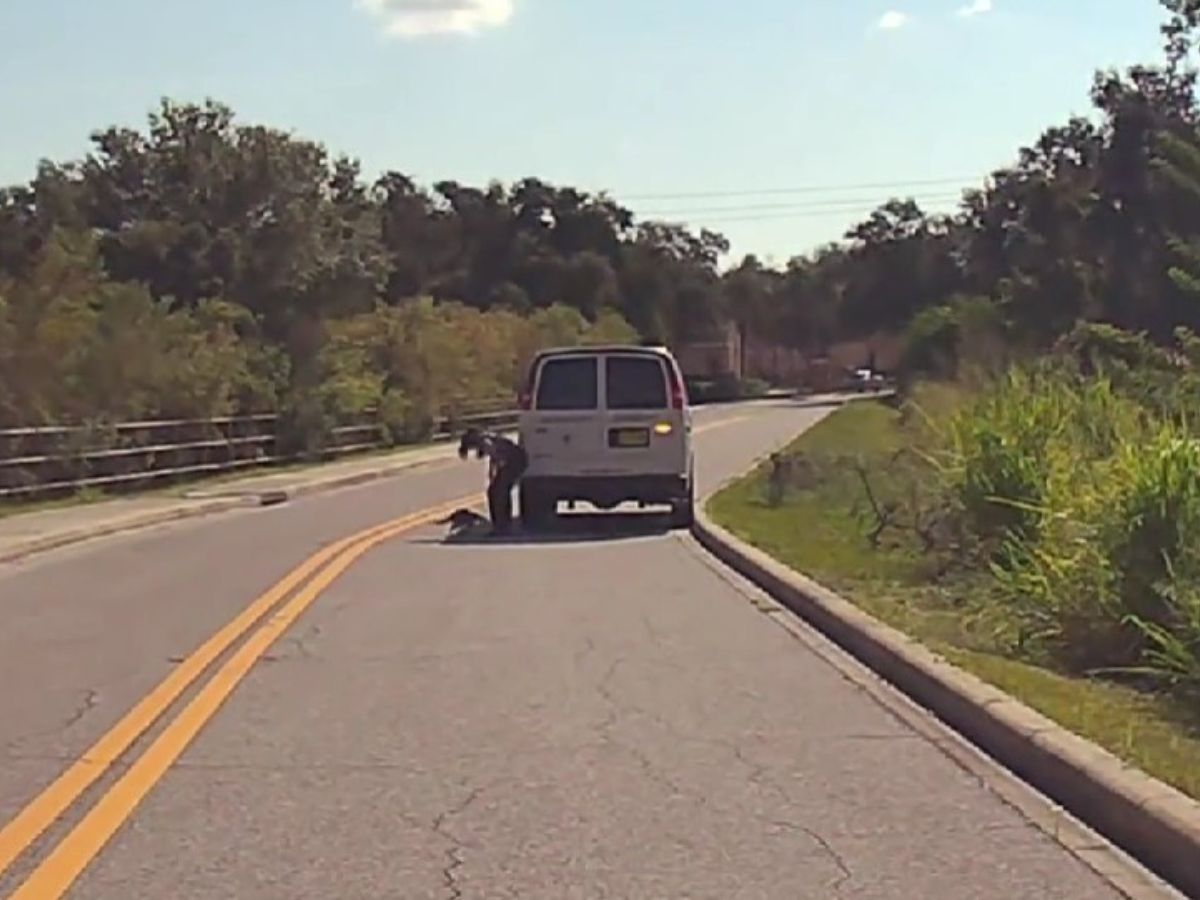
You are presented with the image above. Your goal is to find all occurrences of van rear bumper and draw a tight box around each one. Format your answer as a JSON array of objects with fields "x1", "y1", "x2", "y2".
[{"x1": 522, "y1": 474, "x2": 689, "y2": 507}]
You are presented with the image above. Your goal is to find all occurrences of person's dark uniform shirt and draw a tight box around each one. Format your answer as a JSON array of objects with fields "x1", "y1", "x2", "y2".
[{"x1": 459, "y1": 429, "x2": 528, "y2": 532}]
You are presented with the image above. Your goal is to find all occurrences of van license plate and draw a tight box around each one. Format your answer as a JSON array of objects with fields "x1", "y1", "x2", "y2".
[{"x1": 610, "y1": 428, "x2": 650, "y2": 448}]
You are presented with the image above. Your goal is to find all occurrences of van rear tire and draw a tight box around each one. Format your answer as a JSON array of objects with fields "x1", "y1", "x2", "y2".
[
  {"x1": 669, "y1": 482, "x2": 695, "y2": 530},
  {"x1": 520, "y1": 484, "x2": 555, "y2": 530}
]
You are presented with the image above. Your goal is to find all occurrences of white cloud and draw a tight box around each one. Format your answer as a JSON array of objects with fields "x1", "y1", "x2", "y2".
[
  {"x1": 356, "y1": 0, "x2": 515, "y2": 38},
  {"x1": 955, "y1": 0, "x2": 993, "y2": 17},
  {"x1": 877, "y1": 10, "x2": 910, "y2": 30}
]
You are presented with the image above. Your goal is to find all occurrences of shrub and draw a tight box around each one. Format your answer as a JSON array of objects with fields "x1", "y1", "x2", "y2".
[
  {"x1": 0, "y1": 229, "x2": 645, "y2": 466},
  {"x1": 921, "y1": 363, "x2": 1200, "y2": 691},
  {"x1": 900, "y1": 295, "x2": 1008, "y2": 385},
  {"x1": 741, "y1": 377, "x2": 771, "y2": 398},
  {"x1": 1108, "y1": 430, "x2": 1200, "y2": 634},
  {"x1": 936, "y1": 369, "x2": 1066, "y2": 546},
  {"x1": 685, "y1": 374, "x2": 771, "y2": 404},
  {"x1": 1133, "y1": 568, "x2": 1200, "y2": 695}
]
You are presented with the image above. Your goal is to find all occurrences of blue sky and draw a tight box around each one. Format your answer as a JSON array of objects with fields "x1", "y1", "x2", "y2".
[{"x1": 0, "y1": 0, "x2": 1170, "y2": 263}]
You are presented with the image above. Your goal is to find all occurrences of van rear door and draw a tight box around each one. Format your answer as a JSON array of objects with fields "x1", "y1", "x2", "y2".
[
  {"x1": 600, "y1": 353, "x2": 685, "y2": 475},
  {"x1": 523, "y1": 354, "x2": 605, "y2": 475}
]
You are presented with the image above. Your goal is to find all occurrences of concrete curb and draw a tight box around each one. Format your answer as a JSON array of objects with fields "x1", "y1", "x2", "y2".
[{"x1": 692, "y1": 508, "x2": 1200, "y2": 898}]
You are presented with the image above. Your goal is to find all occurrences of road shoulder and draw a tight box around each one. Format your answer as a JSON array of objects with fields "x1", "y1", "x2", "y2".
[
  {"x1": 692, "y1": 489, "x2": 1200, "y2": 899},
  {"x1": 0, "y1": 443, "x2": 459, "y2": 565}
]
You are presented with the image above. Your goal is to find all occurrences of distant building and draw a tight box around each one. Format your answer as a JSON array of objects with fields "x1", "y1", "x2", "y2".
[
  {"x1": 743, "y1": 334, "x2": 807, "y2": 384},
  {"x1": 800, "y1": 334, "x2": 903, "y2": 391},
  {"x1": 675, "y1": 322, "x2": 742, "y2": 379},
  {"x1": 676, "y1": 323, "x2": 805, "y2": 384},
  {"x1": 675, "y1": 325, "x2": 900, "y2": 388},
  {"x1": 825, "y1": 334, "x2": 902, "y2": 373}
]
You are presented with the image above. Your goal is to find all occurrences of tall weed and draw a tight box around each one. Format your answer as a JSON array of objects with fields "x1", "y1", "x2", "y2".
[
  {"x1": 1128, "y1": 563, "x2": 1200, "y2": 695},
  {"x1": 926, "y1": 366, "x2": 1200, "y2": 693},
  {"x1": 936, "y1": 368, "x2": 1072, "y2": 546}
]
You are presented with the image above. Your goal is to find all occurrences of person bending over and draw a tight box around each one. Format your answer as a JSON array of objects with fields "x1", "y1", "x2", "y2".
[{"x1": 457, "y1": 427, "x2": 529, "y2": 534}]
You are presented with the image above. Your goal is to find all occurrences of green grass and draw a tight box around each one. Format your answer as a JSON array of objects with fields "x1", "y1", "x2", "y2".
[{"x1": 708, "y1": 399, "x2": 1200, "y2": 800}]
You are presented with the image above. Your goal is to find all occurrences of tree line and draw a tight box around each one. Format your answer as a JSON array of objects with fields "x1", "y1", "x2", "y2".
[{"x1": 0, "y1": 101, "x2": 724, "y2": 435}]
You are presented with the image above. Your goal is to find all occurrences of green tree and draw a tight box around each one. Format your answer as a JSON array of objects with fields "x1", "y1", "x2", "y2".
[{"x1": 1154, "y1": 128, "x2": 1200, "y2": 308}]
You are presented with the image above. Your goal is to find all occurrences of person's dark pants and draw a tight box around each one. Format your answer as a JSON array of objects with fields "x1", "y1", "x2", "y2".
[{"x1": 488, "y1": 451, "x2": 528, "y2": 532}]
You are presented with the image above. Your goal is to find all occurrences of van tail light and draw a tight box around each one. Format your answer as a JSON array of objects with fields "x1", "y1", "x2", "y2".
[
  {"x1": 518, "y1": 390, "x2": 532, "y2": 410},
  {"x1": 667, "y1": 363, "x2": 687, "y2": 410},
  {"x1": 670, "y1": 383, "x2": 684, "y2": 410}
]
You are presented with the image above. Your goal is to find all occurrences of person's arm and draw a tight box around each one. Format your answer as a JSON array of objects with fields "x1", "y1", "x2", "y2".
[{"x1": 481, "y1": 435, "x2": 498, "y2": 479}]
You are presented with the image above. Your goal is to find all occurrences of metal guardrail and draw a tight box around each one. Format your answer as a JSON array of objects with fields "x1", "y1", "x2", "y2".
[
  {"x1": 0, "y1": 387, "x2": 808, "y2": 502},
  {"x1": 0, "y1": 401, "x2": 518, "y2": 501}
]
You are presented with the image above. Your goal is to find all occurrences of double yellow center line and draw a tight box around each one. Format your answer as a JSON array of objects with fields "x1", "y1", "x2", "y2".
[
  {"x1": 0, "y1": 493, "x2": 479, "y2": 899},
  {"x1": 0, "y1": 412, "x2": 750, "y2": 897}
]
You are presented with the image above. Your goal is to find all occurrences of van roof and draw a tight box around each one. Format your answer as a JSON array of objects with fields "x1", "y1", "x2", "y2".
[{"x1": 534, "y1": 344, "x2": 674, "y2": 360}]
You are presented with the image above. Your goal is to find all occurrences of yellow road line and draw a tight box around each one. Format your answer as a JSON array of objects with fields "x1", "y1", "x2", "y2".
[
  {"x1": 9, "y1": 498, "x2": 470, "y2": 900},
  {"x1": 696, "y1": 415, "x2": 748, "y2": 433},
  {"x1": 1, "y1": 417, "x2": 743, "y2": 892},
  {"x1": 0, "y1": 494, "x2": 476, "y2": 883}
]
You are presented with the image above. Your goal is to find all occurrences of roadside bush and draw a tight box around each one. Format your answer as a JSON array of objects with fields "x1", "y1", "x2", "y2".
[
  {"x1": 686, "y1": 374, "x2": 771, "y2": 404},
  {"x1": 904, "y1": 360, "x2": 1200, "y2": 695},
  {"x1": 899, "y1": 295, "x2": 1008, "y2": 387},
  {"x1": 276, "y1": 391, "x2": 335, "y2": 461},
  {"x1": 1108, "y1": 431, "x2": 1200, "y2": 677},
  {"x1": 0, "y1": 231, "x2": 288, "y2": 427},
  {"x1": 741, "y1": 377, "x2": 771, "y2": 398},
  {"x1": 900, "y1": 306, "x2": 959, "y2": 383},
  {"x1": 285, "y1": 298, "x2": 641, "y2": 455},
  {"x1": 0, "y1": 229, "x2": 644, "y2": 462},
  {"x1": 1054, "y1": 321, "x2": 1178, "y2": 376},
  {"x1": 987, "y1": 425, "x2": 1200, "y2": 678},
  {"x1": 378, "y1": 388, "x2": 434, "y2": 446},
  {"x1": 1135, "y1": 568, "x2": 1200, "y2": 695},
  {"x1": 1054, "y1": 321, "x2": 1200, "y2": 425},
  {"x1": 935, "y1": 368, "x2": 1067, "y2": 547},
  {"x1": 0, "y1": 295, "x2": 17, "y2": 424}
]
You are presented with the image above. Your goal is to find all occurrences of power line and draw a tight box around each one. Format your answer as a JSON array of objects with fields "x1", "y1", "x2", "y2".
[
  {"x1": 663, "y1": 201, "x2": 965, "y2": 225},
  {"x1": 622, "y1": 176, "x2": 981, "y2": 202},
  {"x1": 661, "y1": 207, "x2": 959, "y2": 225},
  {"x1": 641, "y1": 191, "x2": 966, "y2": 218}
]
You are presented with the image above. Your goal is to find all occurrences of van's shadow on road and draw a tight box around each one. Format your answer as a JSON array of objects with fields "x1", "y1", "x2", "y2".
[{"x1": 410, "y1": 511, "x2": 674, "y2": 547}]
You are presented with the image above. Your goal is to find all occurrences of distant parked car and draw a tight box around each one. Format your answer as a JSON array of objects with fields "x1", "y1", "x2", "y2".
[{"x1": 851, "y1": 368, "x2": 887, "y2": 392}]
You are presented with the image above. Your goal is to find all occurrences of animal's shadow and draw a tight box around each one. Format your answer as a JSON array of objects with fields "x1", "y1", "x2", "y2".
[{"x1": 415, "y1": 509, "x2": 675, "y2": 547}]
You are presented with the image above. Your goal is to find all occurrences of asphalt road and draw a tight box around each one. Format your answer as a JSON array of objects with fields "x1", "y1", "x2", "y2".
[{"x1": 0, "y1": 401, "x2": 1141, "y2": 898}]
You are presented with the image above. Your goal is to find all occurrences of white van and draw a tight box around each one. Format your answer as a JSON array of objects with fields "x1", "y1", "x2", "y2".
[{"x1": 516, "y1": 345, "x2": 695, "y2": 529}]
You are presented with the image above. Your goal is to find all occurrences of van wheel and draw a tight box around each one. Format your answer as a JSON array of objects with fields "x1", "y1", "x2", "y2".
[
  {"x1": 520, "y1": 485, "x2": 554, "y2": 530},
  {"x1": 670, "y1": 484, "x2": 695, "y2": 530}
]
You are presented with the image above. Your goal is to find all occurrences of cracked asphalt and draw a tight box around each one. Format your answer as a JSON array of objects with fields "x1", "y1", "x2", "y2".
[{"x1": 0, "y1": 402, "x2": 1133, "y2": 898}]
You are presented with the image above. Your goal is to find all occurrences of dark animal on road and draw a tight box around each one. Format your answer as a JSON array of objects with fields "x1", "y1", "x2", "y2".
[{"x1": 439, "y1": 508, "x2": 491, "y2": 535}]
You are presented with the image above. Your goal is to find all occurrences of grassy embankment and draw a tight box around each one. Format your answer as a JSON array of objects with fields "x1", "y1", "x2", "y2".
[{"x1": 709, "y1": 394, "x2": 1200, "y2": 799}]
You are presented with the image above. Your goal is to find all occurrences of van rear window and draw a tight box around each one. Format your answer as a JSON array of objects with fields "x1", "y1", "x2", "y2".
[
  {"x1": 605, "y1": 356, "x2": 668, "y2": 410},
  {"x1": 535, "y1": 357, "x2": 598, "y2": 410}
]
